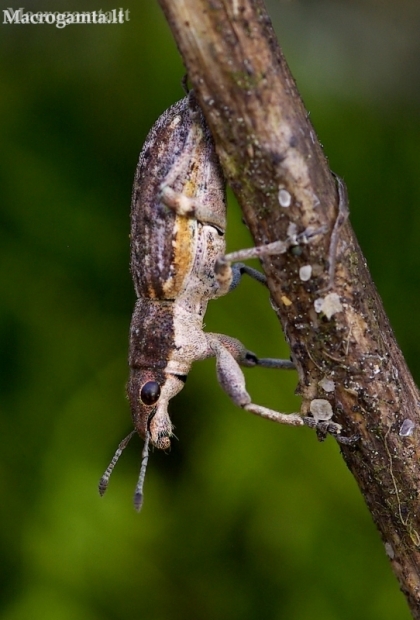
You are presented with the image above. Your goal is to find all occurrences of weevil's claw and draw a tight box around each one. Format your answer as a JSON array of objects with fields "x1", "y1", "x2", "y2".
[
  {"x1": 301, "y1": 416, "x2": 359, "y2": 445},
  {"x1": 334, "y1": 433, "x2": 360, "y2": 446}
]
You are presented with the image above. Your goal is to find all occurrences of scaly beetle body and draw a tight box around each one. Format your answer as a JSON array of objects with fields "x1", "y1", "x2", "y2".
[
  {"x1": 99, "y1": 91, "x2": 351, "y2": 510},
  {"x1": 129, "y1": 92, "x2": 227, "y2": 450}
]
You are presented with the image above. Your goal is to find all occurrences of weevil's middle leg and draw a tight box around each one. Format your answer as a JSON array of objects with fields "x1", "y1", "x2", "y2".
[
  {"x1": 215, "y1": 226, "x2": 326, "y2": 296},
  {"x1": 229, "y1": 262, "x2": 267, "y2": 291},
  {"x1": 207, "y1": 332, "x2": 295, "y2": 370},
  {"x1": 217, "y1": 174, "x2": 349, "y2": 294}
]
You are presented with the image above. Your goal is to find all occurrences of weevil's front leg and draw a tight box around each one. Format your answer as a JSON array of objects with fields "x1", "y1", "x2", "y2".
[
  {"x1": 207, "y1": 334, "x2": 350, "y2": 441},
  {"x1": 207, "y1": 335, "x2": 304, "y2": 427}
]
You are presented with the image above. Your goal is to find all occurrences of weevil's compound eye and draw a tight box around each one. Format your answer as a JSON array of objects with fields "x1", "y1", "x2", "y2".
[{"x1": 140, "y1": 381, "x2": 161, "y2": 406}]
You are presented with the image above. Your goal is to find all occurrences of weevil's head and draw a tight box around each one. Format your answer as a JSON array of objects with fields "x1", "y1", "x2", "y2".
[{"x1": 128, "y1": 369, "x2": 185, "y2": 449}]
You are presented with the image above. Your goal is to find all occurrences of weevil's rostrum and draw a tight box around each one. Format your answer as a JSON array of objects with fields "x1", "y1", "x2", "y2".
[{"x1": 99, "y1": 91, "x2": 351, "y2": 510}]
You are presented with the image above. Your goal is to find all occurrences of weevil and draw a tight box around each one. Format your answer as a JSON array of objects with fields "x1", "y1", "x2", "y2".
[{"x1": 99, "y1": 91, "x2": 351, "y2": 510}]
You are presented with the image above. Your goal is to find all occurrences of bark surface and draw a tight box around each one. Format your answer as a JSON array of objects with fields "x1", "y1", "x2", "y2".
[{"x1": 157, "y1": 0, "x2": 420, "y2": 614}]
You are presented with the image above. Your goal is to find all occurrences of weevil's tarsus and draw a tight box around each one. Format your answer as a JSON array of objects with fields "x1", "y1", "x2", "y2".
[
  {"x1": 99, "y1": 430, "x2": 136, "y2": 496},
  {"x1": 133, "y1": 431, "x2": 150, "y2": 512},
  {"x1": 256, "y1": 357, "x2": 295, "y2": 370},
  {"x1": 301, "y1": 415, "x2": 359, "y2": 445},
  {"x1": 336, "y1": 433, "x2": 360, "y2": 445}
]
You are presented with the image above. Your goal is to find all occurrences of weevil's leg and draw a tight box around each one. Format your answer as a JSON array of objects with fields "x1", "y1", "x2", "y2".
[
  {"x1": 229, "y1": 262, "x2": 267, "y2": 291},
  {"x1": 256, "y1": 357, "x2": 295, "y2": 369},
  {"x1": 206, "y1": 332, "x2": 295, "y2": 370},
  {"x1": 215, "y1": 226, "x2": 326, "y2": 296},
  {"x1": 160, "y1": 186, "x2": 225, "y2": 232},
  {"x1": 208, "y1": 335, "x2": 304, "y2": 426},
  {"x1": 215, "y1": 238, "x2": 288, "y2": 296},
  {"x1": 327, "y1": 173, "x2": 349, "y2": 289},
  {"x1": 303, "y1": 417, "x2": 359, "y2": 446},
  {"x1": 208, "y1": 332, "x2": 358, "y2": 443},
  {"x1": 207, "y1": 334, "x2": 347, "y2": 438}
]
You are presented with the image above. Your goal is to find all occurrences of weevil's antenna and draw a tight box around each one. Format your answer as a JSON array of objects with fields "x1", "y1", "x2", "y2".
[
  {"x1": 133, "y1": 431, "x2": 150, "y2": 512},
  {"x1": 98, "y1": 430, "x2": 136, "y2": 496}
]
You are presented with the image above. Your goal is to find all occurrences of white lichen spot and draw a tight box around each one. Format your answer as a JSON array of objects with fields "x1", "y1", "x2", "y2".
[
  {"x1": 399, "y1": 419, "x2": 415, "y2": 437},
  {"x1": 314, "y1": 293, "x2": 343, "y2": 319},
  {"x1": 310, "y1": 399, "x2": 333, "y2": 422},
  {"x1": 314, "y1": 298, "x2": 324, "y2": 313},
  {"x1": 278, "y1": 188, "x2": 292, "y2": 207},
  {"x1": 299, "y1": 265, "x2": 312, "y2": 281},
  {"x1": 384, "y1": 542, "x2": 395, "y2": 559},
  {"x1": 318, "y1": 377, "x2": 335, "y2": 393}
]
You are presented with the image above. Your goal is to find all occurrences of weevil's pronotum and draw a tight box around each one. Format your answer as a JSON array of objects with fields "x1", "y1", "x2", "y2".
[{"x1": 99, "y1": 91, "x2": 351, "y2": 510}]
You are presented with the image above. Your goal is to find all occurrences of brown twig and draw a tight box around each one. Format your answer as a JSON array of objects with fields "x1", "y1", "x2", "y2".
[{"x1": 157, "y1": 0, "x2": 420, "y2": 614}]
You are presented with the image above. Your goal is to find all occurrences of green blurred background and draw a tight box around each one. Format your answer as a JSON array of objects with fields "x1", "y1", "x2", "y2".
[{"x1": 1, "y1": 1, "x2": 419, "y2": 618}]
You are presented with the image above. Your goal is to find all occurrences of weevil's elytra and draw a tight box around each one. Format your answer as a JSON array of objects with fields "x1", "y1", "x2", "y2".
[
  {"x1": 130, "y1": 92, "x2": 226, "y2": 301},
  {"x1": 99, "y1": 90, "x2": 354, "y2": 510}
]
